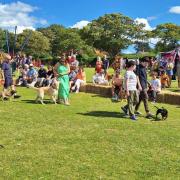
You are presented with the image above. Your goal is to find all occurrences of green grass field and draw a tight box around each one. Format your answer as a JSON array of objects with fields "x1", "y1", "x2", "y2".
[
  {"x1": 0, "y1": 68, "x2": 180, "y2": 179},
  {"x1": 0, "y1": 85, "x2": 180, "y2": 179}
]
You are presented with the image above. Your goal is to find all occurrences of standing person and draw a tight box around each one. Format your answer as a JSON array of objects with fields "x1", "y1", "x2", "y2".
[
  {"x1": 71, "y1": 55, "x2": 79, "y2": 71},
  {"x1": 112, "y1": 57, "x2": 121, "y2": 72},
  {"x1": 95, "y1": 56, "x2": 102, "y2": 73},
  {"x1": 1, "y1": 53, "x2": 16, "y2": 95},
  {"x1": 55, "y1": 56, "x2": 70, "y2": 105},
  {"x1": 124, "y1": 60, "x2": 141, "y2": 120},
  {"x1": 166, "y1": 58, "x2": 174, "y2": 87},
  {"x1": 176, "y1": 55, "x2": 180, "y2": 88},
  {"x1": 135, "y1": 58, "x2": 153, "y2": 119},
  {"x1": 103, "y1": 55, "x2": 109, "y2": 74}
]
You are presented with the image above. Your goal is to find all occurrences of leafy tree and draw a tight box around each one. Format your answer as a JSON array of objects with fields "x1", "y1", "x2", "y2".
[
  {"x1": 134, "y1": 41, "x2": 151, "y2": 53},
  {"x1": 16, "y1": 30, "x2": 50, "y2": 57},
  {"x1": 0, "y1": 29, "x2": 6, "y2": 51},
  {"x1": 152, "y1": 23, "x2": 180, "y2": 52},
  {"x1": 80, "y1": 13, "x2": 144, "y2": 58},
  {"x1": 38, "y1": 25, "x2": 95, "y2": 60}
]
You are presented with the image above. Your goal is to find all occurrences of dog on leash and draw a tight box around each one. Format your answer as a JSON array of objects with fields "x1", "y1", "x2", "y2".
[
  {"x1": 28, "y1": 78, "x2": 59, "y2": 105},
  {"x1": 0, "y1": 89, "x2": 17, "y2": 101},
  {"x1": 154, "y1": 106, "x2": 168, "y2": 120}
]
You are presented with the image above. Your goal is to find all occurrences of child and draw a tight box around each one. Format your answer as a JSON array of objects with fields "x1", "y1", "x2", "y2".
[
  {"x1": 150, "y1": 72, "x2": 161, "y2": 102},
  {"x1": 124, "y1": 60, "x2": 141, "y2": 120},
  {"x1": 160, "y1": 70, "x2": 169, "y2": 88}
]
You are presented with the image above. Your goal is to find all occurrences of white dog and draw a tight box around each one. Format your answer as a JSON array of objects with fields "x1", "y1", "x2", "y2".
[{"x1": 28, "y1": 78, "x2": 59, "y2": 104}]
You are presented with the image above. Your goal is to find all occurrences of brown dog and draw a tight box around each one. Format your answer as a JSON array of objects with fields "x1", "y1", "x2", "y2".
[{"x1": 28, "y1": 79, "x2": 59, "y2": 105}]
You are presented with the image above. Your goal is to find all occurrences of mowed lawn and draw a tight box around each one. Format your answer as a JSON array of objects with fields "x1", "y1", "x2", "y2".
[{"x1": 0, "y1": 86, "x2": 180, "y2": 179}]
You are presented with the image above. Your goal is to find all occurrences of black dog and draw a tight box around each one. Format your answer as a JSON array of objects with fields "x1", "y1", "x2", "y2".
[{"x1": 154, "y1": 106, "x2": 168, "y2": 120}]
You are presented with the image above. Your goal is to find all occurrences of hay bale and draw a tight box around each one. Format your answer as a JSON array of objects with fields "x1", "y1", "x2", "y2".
[
  {"x1": 86, "y1": 84, "x2": 92, "y2": 93},
  {"x1": 81, "y1": 84, "x2": 180, "y2": 105},
  {"x1": 157, "y1": 93, "x2": 165, "y2": 103},
  {"x1": 164, "y1": 93, "x2": 180, "y2": 105},
  {"x1": 100, "y1": 86, "x2": 111, "y2": 97},
  {"x1": 79, "y1": 85, "x2": 86, "y2": 92},
  {"x1": 157, "y1": 92, "x2": 180, "y2": 105},
  {"x1": 95, "y1": 86, "x2": 101, "y2": 94}
]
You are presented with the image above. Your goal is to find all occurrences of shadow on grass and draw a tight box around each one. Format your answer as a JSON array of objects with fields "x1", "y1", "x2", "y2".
[
  {"x1": 170, "y1": 89, "x2": 180, "y2": 93},
  {"x1": 91, "y1": 94, "x2": 111, "y2": 98},
  {"x1": 21, "y1": 99, "x2": 54, "y2": 104},
  {"x1": 77, "y1": 111, "x2": 125, "y2": 119}
]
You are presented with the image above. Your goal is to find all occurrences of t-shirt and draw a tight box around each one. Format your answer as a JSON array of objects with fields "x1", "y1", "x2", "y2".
[
  {"x1": 27, "y1": 68, "x2": 37, "y2": 78},
  {"x1": 161, "y1": 74, "x2": 169, "y2": 85},
  {"x1": 151, "y1": 79, "x2": 161, "y2": 92},
  {"x1": 124, "y1": 70, "x2": 137, "y2": 91},
  {"x1": 69, "y1": 70, "x2": 77, "y2": 81},
  {"x1": 76, "y1": 72, "x2": 86, "y2": 82},
  {"x1": 2, "y1": 61, "x2": 12, "y2": 78},
  {"x1": 38, "y1": 69, "x2": 47, "y2": 78}
]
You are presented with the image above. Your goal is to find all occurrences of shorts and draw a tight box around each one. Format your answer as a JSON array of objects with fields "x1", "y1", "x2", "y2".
[
  {"x1": 114, "y1": 86, "x2": 120, "y2": 95},
  {"x1": 4, "y1": 77, "x2": 13, "y2": 89},
  {"x1": 166, "y1": 70, "x2": 173, "y2": 76}
]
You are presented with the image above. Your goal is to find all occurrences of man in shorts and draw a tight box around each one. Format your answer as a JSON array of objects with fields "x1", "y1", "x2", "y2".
[{"x1": 1, "y1": 53, "x2": 17, "y2": 97}]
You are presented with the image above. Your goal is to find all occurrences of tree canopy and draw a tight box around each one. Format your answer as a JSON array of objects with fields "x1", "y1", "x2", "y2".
[
  {"x1": 152, "y1": 23, "x2": 180, "y2": 52},
  {"x1": 80, "y1": 13, "x2": 144, "y2": 58}
]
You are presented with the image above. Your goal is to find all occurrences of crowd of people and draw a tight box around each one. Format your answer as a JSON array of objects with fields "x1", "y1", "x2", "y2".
[
  {"x1": 91, "y1": 53, "x2": 180, "y2": 120},
  {"x1": 0, "y1": 50, "x2": 180, "y2": 119},
  {"x1": 0, "y1": 52, "x2": 86, "y2": 106}
]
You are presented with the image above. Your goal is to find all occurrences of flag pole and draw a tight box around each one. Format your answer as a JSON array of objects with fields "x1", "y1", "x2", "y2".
[{"x1": 13, "y1": 26, "x2": 18, "y2": 57}]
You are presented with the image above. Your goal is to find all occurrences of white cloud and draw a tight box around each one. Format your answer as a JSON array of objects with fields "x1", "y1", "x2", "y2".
[
  {"x1": 148, "y1": 38, "x2": 161, "y2": 48},
  {"x1": 0, "y1": 1, "x2": 47, "y2": 33},
  {"x1": 71, "y1": 20, "x2": 90, "y2": 29},
  {"x1": 135, "y1": 18, "x2": 153, "y2": 31},
  {"x1": 147, "y1": 16, "x2": 157, "y2": 21},
  {"x1": 169, "y1": 6, "x2": 180, "y2": 14}
]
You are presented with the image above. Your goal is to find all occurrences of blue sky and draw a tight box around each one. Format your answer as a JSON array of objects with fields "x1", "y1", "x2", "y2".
[
  {"x1": 0, "y1": 0, "x2": 179, "y2": 53},
  {"x1": 1, "y1": 0, "x2": 179, "y2": 28},
  {"x1": 23, "y1": 0, "x2": 179, "y2": 27}
]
